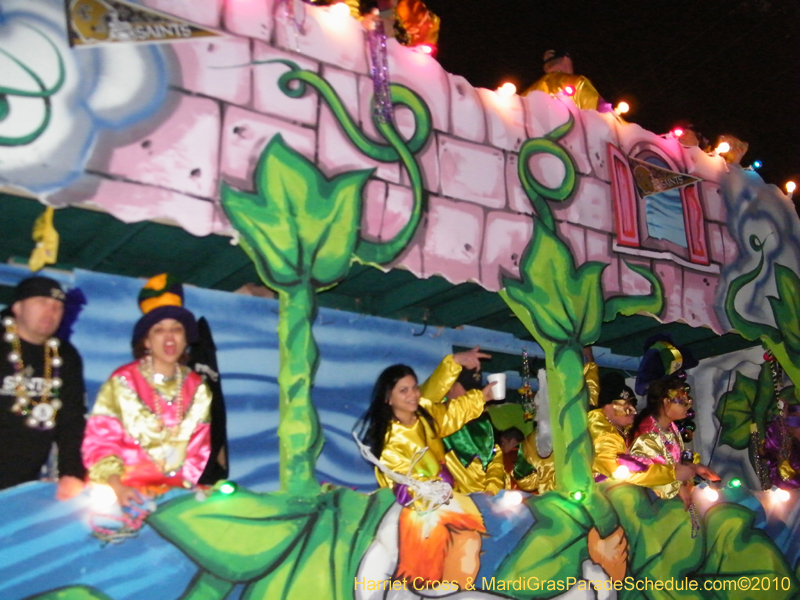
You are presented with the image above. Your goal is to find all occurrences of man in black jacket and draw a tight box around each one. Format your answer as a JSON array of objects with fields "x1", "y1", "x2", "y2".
[{"x1": 0, "y1": 276, "x2": 86, "y2": 499}]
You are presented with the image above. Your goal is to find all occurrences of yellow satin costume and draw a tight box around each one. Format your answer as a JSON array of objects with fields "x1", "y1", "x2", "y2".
[
  {"x1": 83, "y1": 362, "x2": 212, "y2": 492},
  {"x1": 628, "y1": 419, "x2": 684, "y2": 499},
  {"x1": 514, "y1": 432, "x2": 556, "y2": 494},
  {"x1": 522, "y1": 72, "x2": 602, "y2": 111},
  {"x1": 375, "y1": 355, "x2": 487, "y2": 493},
  {"x1": 588, "y1": 409, "x2": 676, "y2": 488},
  {"x1": 375, "y1": 355, "x2": 487, "y2": 585},
  {"x1": 512, "y1": 361, "x2": 600, "y2": 493}
]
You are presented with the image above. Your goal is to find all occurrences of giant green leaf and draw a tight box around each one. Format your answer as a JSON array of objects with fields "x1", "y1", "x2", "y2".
[
  {"x1": 220, "y1": 135, "x2": 373, "y2": 291},
  {"x1": 716, "y1": 362, "x2": 778, "y2": 451},
  {"x1": 149, "y1": 489, "x2": 317, "y2": 582},
  {"x1": 696, "y1": 503, "x2": 798, "y2": 599},
  {"x1": 606, "y1": 484, "x2": 704, "y2": 600},
  {"x1": 504, "y1": 218, "x2": 605, "y2": 345},
  {"x1": 150, "y1": 488, "x2": 394, "y2": 597},
  {"x1": 769, "y1": 265, "x2": 800, "y2": 354},
  {"x1": 494, "y1": 493, "x2": 592, "y2": 598},
  {"x1": 715, "y1": 371, "x2": 760, "y2": 450},
  {"x1": 241, "y1": 488, "x2": 394, "y2": 600}
]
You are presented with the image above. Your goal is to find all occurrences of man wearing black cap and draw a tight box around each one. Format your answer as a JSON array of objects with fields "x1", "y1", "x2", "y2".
[{"x1": 0, "y1": 276, "x2": 86, "y2": 498}]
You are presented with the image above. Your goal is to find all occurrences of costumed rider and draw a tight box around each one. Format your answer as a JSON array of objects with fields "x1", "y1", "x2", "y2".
[
  {"x1": 441, "y1": 363, "x2": 506, "y2": 495},
  {"x1": 627, "y1": 335, "x2": 719, "y2": 506},
  {"x1": 0, "y1": 276, "x2": 86, "y2": 499},
  {"x1": 355, "y1": 347, "x2": 498, "y2": 589},
  {"x1": 82, "y1": 275, "x2": 212, "y2": 507},
  {"x1": 522, "y1": 49, "x2": 613, "y2": 112},
  {"x1": 510, "y1": 347, "x2": 601, "y2": 493},
  {"x1": 589, "y1": 371, "x2": 695, "y2": 489}
]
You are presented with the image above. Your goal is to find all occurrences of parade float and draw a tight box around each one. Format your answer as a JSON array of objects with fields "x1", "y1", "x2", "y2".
[{"x1": 1, "y1": 1, "x2": 799, "y2": 598}]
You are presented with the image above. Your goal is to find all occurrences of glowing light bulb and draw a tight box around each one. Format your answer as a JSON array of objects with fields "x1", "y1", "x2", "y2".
[
  {"x1": 670, "y1": 127, "x2": 684, "y2": 139},
  {"x1": 417, "y1": 44, "x2": 434, "y2": 55},
  {"x1": 728, "y1": 478, "x2": 742, "y2": 489},
  {"x1": 501, "y1": 490, "x2": 524, "y2": 508},
  {"x1": 330, "y1": 2, "x2": 351, "y2": 19},
  {"x1": 89, "y1": 483, "x2": 118, "y2": 509},
  {"x1": 219, "y1": 481, "x2": 238, "y2": 495},
  {"x1": 751, "y1": 160, "x2": 762, "y2": 170},
  {"x1": 614, "y1": 101, "x2": 630, "y2": 115},
  {"x1": 562, "y1": 84, "x2": 576, "y2": 97},
  {"x1": 775, "y1": 487, "x2": 791, "y2": 502},
  {"x1": 703, "y1": 486, "x2": 719, "y2": 502},
  {"x1": 786, "y1": 181, "x2": 797, "y2": 194},
  {"x1": 716, "y1": 141, "x2": 731, "y2": 154},
  {"x1": 612, "y1": 465, "x2": 630, "y2": 480},
  {"x1": 497, "y1": 82, "x2": 516, "y2": 97},
  {"x1": 569, "y1": 490, "x2": 584, "y2": 502}
]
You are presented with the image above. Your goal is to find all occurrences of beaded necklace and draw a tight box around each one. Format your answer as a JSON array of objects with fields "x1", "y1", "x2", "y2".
[
  {"x1": 654, "y1": 420, "x2": 679, "y2": 465},
  {"x1": 3, "y1": 316, "x2": 62, "y2": 429},
  {"x1": 139, "y1": 354, "x2": 185, "y2": 436}
]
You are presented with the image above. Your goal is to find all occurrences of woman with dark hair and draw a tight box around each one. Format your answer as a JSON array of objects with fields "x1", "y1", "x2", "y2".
[
  {"x1": 356, "y1": 347, "x2": 495, "y2": 588},
  {"x1": 628, "y1": 375, "x2": 718, "y2": 502},
  {"x1": 82, "y1": 275, "x2": 212, "y2": 507}
]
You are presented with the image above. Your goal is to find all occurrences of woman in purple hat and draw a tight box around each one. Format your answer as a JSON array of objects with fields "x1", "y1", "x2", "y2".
[{"x1": 82, "y1": 275, "x2": 212, "y2": 507}]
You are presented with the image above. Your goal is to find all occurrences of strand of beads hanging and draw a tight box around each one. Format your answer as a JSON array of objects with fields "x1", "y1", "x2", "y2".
[
  {"x1": 367, "y1": 17, "x2": 393, "y2": 124},
  {"x1": 764, "y1": 348, "x2": 791, "y2": 468},
  {"x1": 139, "y1": 354, "x2": 185, "y2": 437},
  {"x1": 282, "y1": 0, "x2": 304, "y2": 52},
  {"x1": 519, "y1": 347, "x2": 536, "y2": 421},
  {"x1": 688, "y1": 501, "x2": 701, "y2": 538},
  {"x1": 3, "y1": 316, "x2": 62, "y2": 429},
  {"x1": 750, "y1": 423, "x2": 771, "y2": 490}
]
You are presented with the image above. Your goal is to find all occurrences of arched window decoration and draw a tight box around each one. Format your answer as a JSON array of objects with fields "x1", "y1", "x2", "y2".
[{"x1": 607, "y1": 143, "x2": 709, "y2": 266}]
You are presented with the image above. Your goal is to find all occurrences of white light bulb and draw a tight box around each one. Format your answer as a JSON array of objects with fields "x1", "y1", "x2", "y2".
[
  {"x1": 496, "y1": 82, "x2": 516, "y2": 97},
  {"x1": 613, "y1": 465, "x2": 630, "y2": 480},
  {"x1": 330, "y1": 2, "x2": 351, "y2": 19}
]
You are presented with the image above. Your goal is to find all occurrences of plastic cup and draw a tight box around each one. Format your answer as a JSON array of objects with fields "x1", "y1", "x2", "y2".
[{"x1": 487, "y1": 373, "x2": 507, "y2": 400}]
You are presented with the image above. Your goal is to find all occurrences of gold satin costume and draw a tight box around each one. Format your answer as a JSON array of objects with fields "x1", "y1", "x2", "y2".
[
  {"x1": 83, "y1": 363, "x2": 212, "y2": 489},
  {"x1": 511, "y1": 360, "x2": 599, "y2": 493},
  {"x1": 515, "y1": 431, "x2": 556, "y2": 494},
  {"x1": 588, "y1": 409, "x2": 675, "y2": 488},
  {"x1": 522, "y1": 72, "x2": 602, "y2": 111},
  {"x1": 628, "y1": 419, "x2": 684, "y2": 499},
  {"x1": 376, "y1": 355, "x2": 487, "y2": 494}
]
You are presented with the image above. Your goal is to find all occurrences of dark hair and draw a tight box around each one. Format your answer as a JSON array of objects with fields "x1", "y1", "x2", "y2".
[
  {"x1": 632, "y1": 374, "x2": 686, "y2": 433},
  {"x1": 497, "y1": 427, "x2": 524, "y2": 446},
  {"x1": 356, "y1": 364, "x2": 436, "y2": 459}
]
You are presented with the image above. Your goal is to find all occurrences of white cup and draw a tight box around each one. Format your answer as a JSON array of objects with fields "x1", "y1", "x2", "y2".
[{"x1": 487, "y1": 373, "x2": 507, "y2": 400}]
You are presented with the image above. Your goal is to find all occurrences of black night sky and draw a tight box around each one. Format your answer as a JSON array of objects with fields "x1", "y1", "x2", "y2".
[{"x1": 426, "y1": 0, "x2": 799, "y2": 208}]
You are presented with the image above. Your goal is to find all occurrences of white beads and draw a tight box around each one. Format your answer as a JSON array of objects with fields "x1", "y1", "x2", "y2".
[{"x1": 51, "y1": 356, "x2": 63, "y2": 368}]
